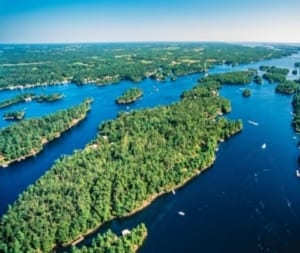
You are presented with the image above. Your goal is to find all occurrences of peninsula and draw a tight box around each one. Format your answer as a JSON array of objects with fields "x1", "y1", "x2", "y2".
[
  {"x1": 0, "y1": 92, "x2": 64, "y2": 109},
  {"x1": 0, "y1": 98, "x2": 92, "y2": 167}
]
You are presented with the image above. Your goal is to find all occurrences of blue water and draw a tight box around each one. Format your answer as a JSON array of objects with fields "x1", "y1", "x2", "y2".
[
  {"x1": 0, "y1": 74, "x2": 201, "y2": 215},
  {"x1": 1, "y1": 52, "x2": 300, "y2": 253}
]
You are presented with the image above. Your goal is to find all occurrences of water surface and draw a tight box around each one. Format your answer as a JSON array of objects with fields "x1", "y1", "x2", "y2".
[{"x1": 1, "y1": 53, "x2": 300, "y2": 253}]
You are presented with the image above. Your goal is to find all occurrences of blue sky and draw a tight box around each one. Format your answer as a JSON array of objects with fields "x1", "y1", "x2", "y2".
[{"x1": 0, "y1": 0, "x2": 299, "y2": 43}]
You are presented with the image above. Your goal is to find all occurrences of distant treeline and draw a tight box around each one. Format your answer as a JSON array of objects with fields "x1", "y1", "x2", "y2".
[{"x1": 0, "y1": 43, "x2": 293, "y2": 89}]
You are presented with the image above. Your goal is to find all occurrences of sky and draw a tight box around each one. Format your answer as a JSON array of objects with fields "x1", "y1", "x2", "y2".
[{"x1": 0, "y1": 0, "x2": 299, "y2": 43}]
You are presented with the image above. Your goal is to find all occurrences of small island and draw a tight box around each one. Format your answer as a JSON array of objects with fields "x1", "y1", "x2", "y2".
[
  {"x1": 35, "y1": 93, "x2": 64, "y2": 102},
  {"x1": 242, "y1": 89, "x2": 251, "y2": 97},
  {"x1": 116, "y1": 87, "x2": 143, "y2": 104},
  {"x1": 3, "y1": 111, "x2": 25, "y2": 121},
  {"x1": 0, "y1": 98, "x2": 92, "y2": 167},
  {"x1": 292, "y1": 69, "x2": 298, "y2": 75},
  {"x1": 275, "y1": 80, "x2": 298, "y2": 94}
]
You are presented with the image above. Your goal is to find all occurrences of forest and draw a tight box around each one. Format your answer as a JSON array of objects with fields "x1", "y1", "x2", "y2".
[
  {"x1": 116, "y1": 88, "x2": 143, "y2": 104},
  {"x1": 0, "y1": 92, "x2": 64, "y2": 109},
  {"x1": 0, "y1": 99, "x2": 92, "y2": 167},
  {"x1": 0, "y1": 43, "x2": 293, "y2": 89},
  {"x1": 0, "y1": 73, "x2": 243, "y2": 252},
  {"x1": 71, "y1": 224, "x2": 147, "y2": 253}
]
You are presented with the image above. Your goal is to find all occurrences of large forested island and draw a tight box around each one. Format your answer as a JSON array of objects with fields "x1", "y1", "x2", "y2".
[
  {"x1": 0, "y1": 73, "x2": 243, "y2": 252},
  {"x1": 0, "y1": 99, "x2": 92, "y2": 167},
  {"x1": 116, "y1": 87, "x2": 143, "y2": 104},
  {"x1": 0, "y1": 43, "x2": 294, "y2": 90}
]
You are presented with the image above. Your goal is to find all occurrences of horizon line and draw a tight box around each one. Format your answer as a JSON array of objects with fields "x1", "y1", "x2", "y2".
[{"x1": 0, "y1": 40, "x2": 300, "y2": 45}]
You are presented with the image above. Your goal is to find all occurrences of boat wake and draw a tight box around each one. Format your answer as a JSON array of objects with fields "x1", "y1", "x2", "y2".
[{"x1": 248, "y1": 120, "x2": 259, "y2": 126}]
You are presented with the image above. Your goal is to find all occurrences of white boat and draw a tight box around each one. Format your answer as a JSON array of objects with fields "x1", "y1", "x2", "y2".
[
  {"x1": 261, "y1": 143, "x2": 266, "y2": 149},
  {"x1": 248, "y1": 120, "x2": 259, "y2": 126},
  {"x1": 178, "y1": 211, "x2": 185, "y2": 216},
  {"x1": 172, "y1": 189, "x2": 176, "y2": 195},
  {"x1": 296, "y1": 170, "x2": 300, "y2": 177}
]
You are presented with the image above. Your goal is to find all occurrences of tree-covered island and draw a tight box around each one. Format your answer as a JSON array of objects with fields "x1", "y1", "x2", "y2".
[
  {"x1": 275, "y1": 80, "x2": 299, "y2": 94},
  {"x1": 242, "y1": 89, "x2": 252, "y2": 97},
  {"x1": 115, "y1": 88, "x2": 143, "y2": 104},
  {"x1": 0, "y1": 92, "x2": 64, "y2": 109},
  {"x1": 260, "y1": 66, "x2": 289, "y2": 83},
  {"x1": 35, "y1": 93, "x2": 64, "y2": 102},
  {"x1": 3, "y1": 110, "x2": 25, "y2": 121},
  {"x1": 0, "y1": 93, "x2": 35, "y2": 109},
  {"x1": 0, "y1": 99, "x2": 92, "y2": 167},
  {"x1": 0, "y1": 73, "x2": 242, "y2": 252},
  {"x1": 199, "y1": 70, "x2": 254, "y2": 85}
]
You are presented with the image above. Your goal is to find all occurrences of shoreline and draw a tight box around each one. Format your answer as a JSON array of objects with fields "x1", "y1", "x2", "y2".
[
  {"x1": 60, "y1": 157, "x2": 215, "y2": 249},
  {"x1": 116, "y1": 93, "x2": 143, "y2": 105},
  {"x1": 60, "y1": 130, "x2": 242, "y2": 250},
  {"x1": 0, "y1": 71, "x2": 207, "y2": 92},
  {"x1": 0, "y1": 113, "x2": 89, "y2": 168}
]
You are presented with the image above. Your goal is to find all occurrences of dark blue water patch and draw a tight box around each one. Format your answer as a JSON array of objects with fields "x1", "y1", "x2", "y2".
[{"x1": 137, "y1": 71, "x2": 300, "y2": 253}]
